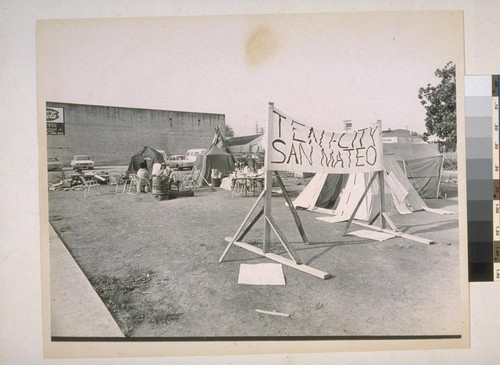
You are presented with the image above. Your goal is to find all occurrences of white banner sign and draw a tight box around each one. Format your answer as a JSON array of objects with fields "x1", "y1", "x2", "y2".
[{"x1": 268, "y1": 107, "x2": 383, "y2": 173}]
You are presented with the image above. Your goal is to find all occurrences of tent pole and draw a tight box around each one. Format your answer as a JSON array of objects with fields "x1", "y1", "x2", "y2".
[{"x1": 436, "y1": 155, "x2": 444, "y2": 199}]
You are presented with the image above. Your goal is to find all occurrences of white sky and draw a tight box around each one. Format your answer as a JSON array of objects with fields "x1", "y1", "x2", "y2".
[{"x1": 38, "y1": 12, "x2": 463, "y2": 136}]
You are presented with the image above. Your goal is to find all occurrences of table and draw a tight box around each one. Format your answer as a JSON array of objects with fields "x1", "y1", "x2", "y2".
[{"x1": 231, "y1": 175, "x2": 265, "y2": 197}]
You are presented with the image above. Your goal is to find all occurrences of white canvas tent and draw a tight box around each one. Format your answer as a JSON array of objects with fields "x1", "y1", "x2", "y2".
[{"x1": 293, "y1": 154, "x2": 432, "y2": 222}]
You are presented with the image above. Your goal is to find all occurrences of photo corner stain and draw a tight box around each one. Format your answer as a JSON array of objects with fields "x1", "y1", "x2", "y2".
[{"x1": 245, "y1": 26, "x2": 277, "y2": 66}]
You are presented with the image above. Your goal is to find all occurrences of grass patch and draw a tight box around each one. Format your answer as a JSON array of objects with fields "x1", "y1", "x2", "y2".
[{"x1": 88, "y1": 270, "x2": 183, "y2": 336}]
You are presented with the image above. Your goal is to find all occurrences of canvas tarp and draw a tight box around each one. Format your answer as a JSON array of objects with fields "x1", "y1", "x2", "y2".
[
  {"x1": 383, "y1": 143, "x2": 444, "y2": 199},
  {"x1": 293, "y1": 154, "x2": 428, "y2": 222},
  {"x1": 127, "y1": 146, "x2": 166, "y2": 174},
  {"x1": 194, "y1": 144, "x2": 235, "y2": 185}
]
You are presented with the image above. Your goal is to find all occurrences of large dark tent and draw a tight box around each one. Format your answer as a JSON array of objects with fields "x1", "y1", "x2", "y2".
[
  {"x1": 383, "y1": 143, "x2": 444, "y2": 199},
  {"x1": 194, "y1": 144, "x2": 235, "y2": 186},
  {"x1": 127, "y1": 146, "x2": 166, "y2": 174}
]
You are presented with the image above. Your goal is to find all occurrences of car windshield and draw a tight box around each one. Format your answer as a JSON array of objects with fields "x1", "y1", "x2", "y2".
[{"x1": 75, "y1": 156, "x2": 90, "y2": 160}]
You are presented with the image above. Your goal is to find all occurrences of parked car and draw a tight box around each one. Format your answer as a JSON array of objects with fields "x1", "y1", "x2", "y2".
[
  {"x1": 186, "y1": 148, "x2": 207, "y2": 163},
  {"x1": 165, "y1": 155, "x2": 194, "y2": 170},
  {"x1": 47, "y1": 157, "x2": 63, "y2": 171},
  {"x1": 70, "y1": 155, "x2": 95, "y2": 171}
]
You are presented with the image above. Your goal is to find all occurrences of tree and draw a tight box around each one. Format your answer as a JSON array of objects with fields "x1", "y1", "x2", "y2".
[
  {"x1": 418, "y1": 62, "x2": 456, "y2": 144},
  {"x1": 224, "y1": 124, "x2": 235, "y2": 138}
]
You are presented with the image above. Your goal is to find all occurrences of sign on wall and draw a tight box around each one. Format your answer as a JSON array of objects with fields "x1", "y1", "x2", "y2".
[
  {"x1": 46, "y1": 107, "x2": 65, "y2": 135},
  {"x1": 269, "y1": 107, "x2": 383, "y2": 174},
  {"x1": 382, "y1": 136, "x2": 398, "y2": 144}
]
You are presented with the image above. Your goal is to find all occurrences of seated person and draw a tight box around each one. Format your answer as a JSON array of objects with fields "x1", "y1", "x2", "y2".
[
  {"x1": 241, "y1": 162, "x2": 251, "y2": 175},
  {"x1": 158, "y1": 163, "x2": 172, "y2": 187},
  {"x1": 136, "y1": 162, "x2": 150, "y2": 193}
]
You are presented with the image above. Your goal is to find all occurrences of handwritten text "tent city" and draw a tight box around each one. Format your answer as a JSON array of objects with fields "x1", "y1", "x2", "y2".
[{"x1": 270, "y1": 111, "x2": 380, "y2": 172}]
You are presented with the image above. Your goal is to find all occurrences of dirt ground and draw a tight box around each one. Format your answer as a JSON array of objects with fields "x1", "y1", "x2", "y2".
[{"x1": 48, "y1": 174, "x2": 463, "y2": 338}]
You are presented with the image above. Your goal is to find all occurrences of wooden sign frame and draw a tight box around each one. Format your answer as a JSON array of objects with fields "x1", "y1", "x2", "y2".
[
  {"x1": 219, "y1": 102, "x2": 431, "y2": 280},
  {"x1": 219, "y1": 102, "x2": 330, "y2": 279}
]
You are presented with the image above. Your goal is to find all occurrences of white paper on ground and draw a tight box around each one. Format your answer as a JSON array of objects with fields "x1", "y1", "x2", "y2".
[
  {"x1": 238, "y1": 263, "x2": 286, "y2": 285},
  {"x1": 349, "y1": 229, "x2": 396, "y2": 241}
]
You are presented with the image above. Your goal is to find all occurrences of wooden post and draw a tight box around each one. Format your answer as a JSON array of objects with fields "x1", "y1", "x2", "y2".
[
  {"x1": 263, "y1": 102, "x2": 274, "y2": 253},
  {"x1": 274, "y1": 171, "x2": 309, "y2": 244},
  {"x1": 378, "y1": 170, "x2": 386, "y2": 229},
  {"x1": 342, "y1": 172, "x2": 378, "y2": 236},
  {"x1": 218, "y1": 102, "x2": 331, "y2": 279}
]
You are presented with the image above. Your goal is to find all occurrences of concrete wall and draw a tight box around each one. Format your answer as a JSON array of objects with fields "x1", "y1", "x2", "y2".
[{"x1": 46, "y1": 102, "x2": 224, "y2": 166}]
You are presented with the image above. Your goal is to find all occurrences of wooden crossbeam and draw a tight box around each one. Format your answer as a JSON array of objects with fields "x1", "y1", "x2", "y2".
[
  {"x1": 265, "y1": 215, "x2": 301, "y2": 264},
  {"x1": 352, "y1": 220, "x2": 434, "y2": 245},
  {"x1": 237, "y1": 207, "x2": 264, "y2": 242},
  {"x1": 382, "y1": 212, "x2": 398, "y2": 232},
  {"x1": 274, "y1": 171, "x2": 309, "y2": 244},
  {"x1": 219, "y1": 189, "x2": 266, "y2": 262},
  {"x1": 225, "y1": 239, "x2": 330, "y2": 279},
  {"x1": 342, "y1": 170, "x2": 431, "y2": 245}
]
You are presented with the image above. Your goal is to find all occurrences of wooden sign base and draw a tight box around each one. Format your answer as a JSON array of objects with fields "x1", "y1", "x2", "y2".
[
  {"x1": 342, "y1": 170, "x2": 434, "y2": 245},
  {"x1": 219, "y1": 172, "x2": 331, "y2": 280}
]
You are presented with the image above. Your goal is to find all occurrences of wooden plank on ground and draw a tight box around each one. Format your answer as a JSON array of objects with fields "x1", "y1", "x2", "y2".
[
  {"x1": 352, "y1": 220, "x2": 434, "y2": 245},
  {"x1": 255, "y1": 309, "x2": 290, "y2": 317},
  {"x1": 224, "y1": 239, "x2": 331, "y2": 279}
]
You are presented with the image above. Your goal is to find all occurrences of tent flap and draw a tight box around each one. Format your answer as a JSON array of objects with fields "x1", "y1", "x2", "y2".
[
  {"x1": 195, "y1": 144, "x2": 235, "y2": 185},
  {"x1": 293, "y1": 155, "x2": 429, "y2": 222},
  {"x1": 383, "y1": 143, "x2": 444, "y2": 199}
]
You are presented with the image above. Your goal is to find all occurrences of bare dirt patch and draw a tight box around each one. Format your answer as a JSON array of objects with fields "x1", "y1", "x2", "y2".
[{"x1": 48, "y1": 175, "x2": 463, "y2": 338}]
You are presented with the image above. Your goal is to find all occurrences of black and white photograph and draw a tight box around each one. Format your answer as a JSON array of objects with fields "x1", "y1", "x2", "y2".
[{"x1": 38, "y1": 11, "x2": 467, "y2": 356}]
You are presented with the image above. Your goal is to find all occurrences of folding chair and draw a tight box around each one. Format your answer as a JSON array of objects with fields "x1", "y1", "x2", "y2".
[
  {"x1": 79, "y1": 175, "x2": 101, "y2": 198},
  {"x1": 179, "y1": 167, "x2": 213, "y2": 191},
  {"x1": 127, "y1": 174, "x2": 151, "y2": 195},
  {"x1": 109, "y1": 172, "x2": 127, "y2": 194},
  {"x1": 179, "y1": 173, "x2": 198, "y2": 191},
  {"x1": 231, "y1": 177, "x2": 247, "y2": 197}
]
